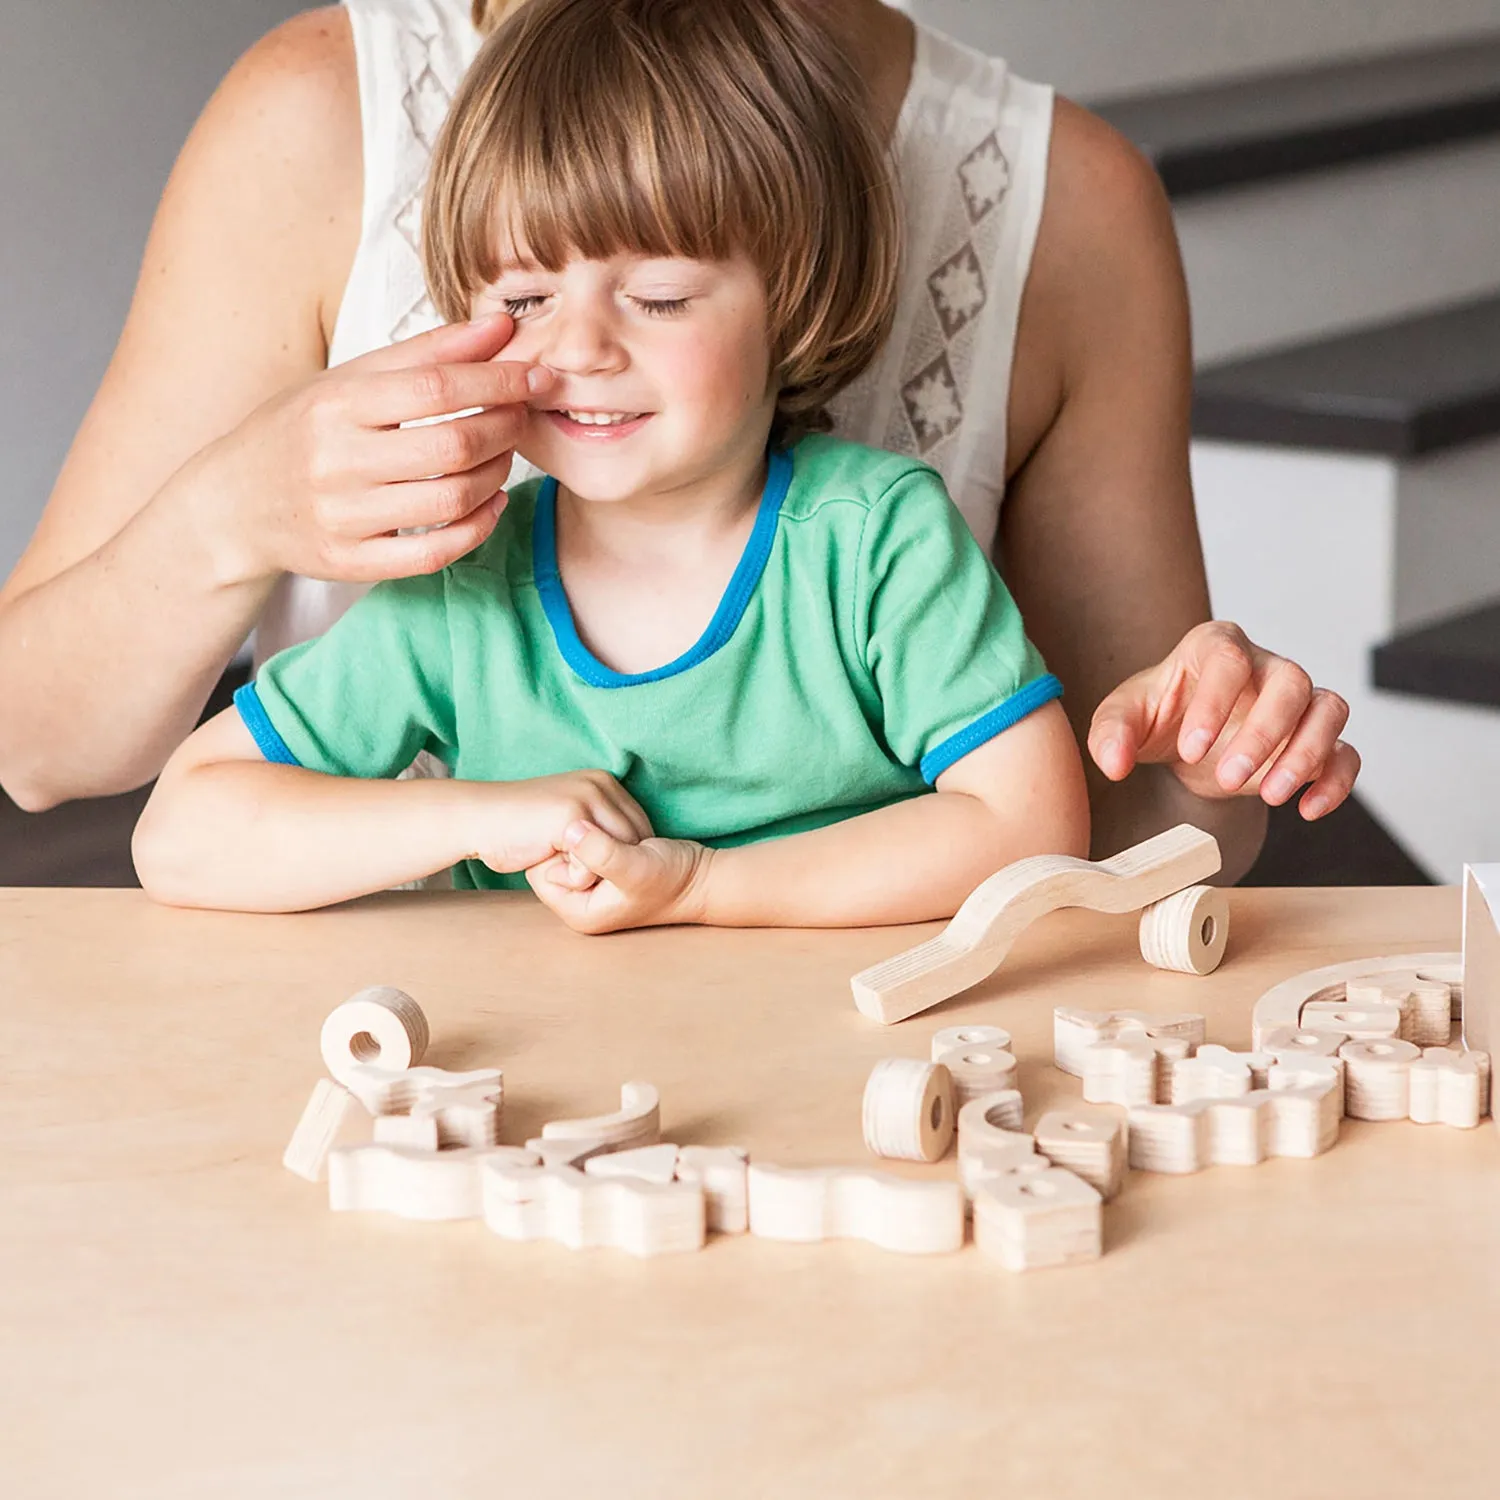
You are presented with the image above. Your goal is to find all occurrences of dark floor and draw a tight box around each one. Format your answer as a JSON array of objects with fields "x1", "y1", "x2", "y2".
[{"x1": 0, "y1": 691, "x2": 1434, "y2": 892}]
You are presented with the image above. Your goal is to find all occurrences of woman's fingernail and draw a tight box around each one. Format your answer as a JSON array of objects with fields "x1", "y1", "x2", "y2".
[
  {"x1": 563, "y1": 821, "x2": 588, "y2": 848},
  {"x1": 1263, "y1": 770, "x2": 1297, "y2": 803},
  {"x1": 1220, "y1": 754, "x2": 1256, "y2": 788},
  {"x1": 1303, "y1": 794, "x2": 1330, "y2": 819},
  {"x1": 527, "y1": 366, "x2": 556, "y2": 392},
  {"x1": 1182, "y1": 729, "x2": 1214, "y2": 760}
]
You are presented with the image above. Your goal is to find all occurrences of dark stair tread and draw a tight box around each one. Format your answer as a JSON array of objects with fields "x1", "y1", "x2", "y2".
[
  {"x1": 1373, "y1": 599, "x2": 1500, "y2": 710},
  {"x1": 1096, "y1": 33, "x2": 1500, "y2": 198}
]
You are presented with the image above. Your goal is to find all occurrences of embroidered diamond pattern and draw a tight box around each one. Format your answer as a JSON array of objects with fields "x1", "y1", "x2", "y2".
[
  {"x1": 405, "y1": 62, "x2": 452, "y2": 151},
  {"x1": 902, "y1": 353, "x2": 964, "y2": 453},
  {"x1": 927, "y1": 242, "x2": 987, "y2": 338},
  {"x1": 396, "y1": 196, "x2": 422, "y2": 254},
  {"x1": 958, "y1": 132, "x2": 1010, "y2": 223}
]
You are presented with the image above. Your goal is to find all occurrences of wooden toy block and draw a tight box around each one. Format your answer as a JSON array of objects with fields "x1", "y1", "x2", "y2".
[
  {"x1": 861, "y1": 1058, "x2": 955, "y2": 1162},
  {"x1": 328, "y1": 1144, "x2": 535, "y2": 1220},
  {"x1": 1127, "y1": 1101, "x2": 1211, "y2": 1173},
  {"x1": 1203, "y1": 1093, "x2": 1275, "y2": 1166},
  {"x1": 1261, "y1": 1027, "x2": 1346, "y2": 1060},
  {"x1": 373, "y1": 1110, "x2": 441, "y2": 1151},
  {"x1": 1118, "y1": 1012, "x2": 1209, "y2": 1049},
  {"x1": 584, "y1": 1143, "x2": 682, "y2": 1184},
  {"x1": 1249, "y1": 952, "x2": 1462, "y2": 1050},
  {"x1": 850, "y1": 824, "x2": 1222, "y2": 1024},
  {"x1": 342, "y1": 1063, "x2": 503, "y2": 1118},
  {"x1": 320, "y1": 986, "x2": 429, "y2": 1088},
  {"x1": 1267, "y1": 1053, "x2": 1346, "y2": 1119},
  {"x1": 283, "y1": 1078, "x2": 363, "y2": 1183},
  {"x1": 1345, "y1": 972, "x2": 1452, "y2": 1046},
  {"x1": 932, "y1": 1043, "x2": 1017, "y2": 1109},
  {"x1": 523, "y1": 1136, "x2": 616, "y2": 1170},
  {"x1": 971, "y1": 1166, "x2": 1102, "y2": 1271},
  {"x1": 1462, "y1": 869, "x2": 1500, "y2": 1103},
  {"x1": 957, "y1": 1090, "x2": 1027, "y2": 1150},
  {"x1": 540, "y1": 1082, "x2": 661, "y2": 1149},
  {"x1": 481, "y1": 1157, "x2": 706, "y2": 1256},
  {"x1": 1033, "y1": 1107, "x2": 1127, "y2": 1200},
  {"x1": 931, "y1": 1024, "x2": 1011, "y2": 1061},
  {"x1": 958, "y1": 1126, "x2": 1047, "y2": 1196},
  {"x1": 1054, "y1": 1009, "x2": 1144, "y2": 1077},
  {"x1": 1080, "y1": 1032, "x2": 1157, "y2": 1108},
  {"x1": 1338, "y1": 1039, "x2": 1422, "y2": 1120},
  {"x1": 1137, "y1": 884, "x2": 1230, "y2": 975},
  {"x1": 746, "y1": 1165, "x2": 965, "y2": 1254},
  {"x1": 1300, "y1": 1001, "x2": 1403, "y2": 1043},
  {"x1": 1263, "y1": 1073, "x2": 1343, "y2": 1157},
  {"x1": 1171, "y1": 1045, "x2": 1257, "y2": 1104},
  {"x1": 675, "y1": 1146, "x2": 750, "y2": 1234},
  {"x1": 1408, "y1": 1046, "x2": 1490, "y2": 1127}
]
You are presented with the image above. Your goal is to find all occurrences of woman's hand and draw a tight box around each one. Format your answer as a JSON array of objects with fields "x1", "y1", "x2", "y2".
[
  {"x1": 527, "y1": 821, "x2": 713, "y2": 935},
  {"x1": 468, "y1": 772, "x2": 653, "y2": 878},
  {"x1": 1087, "y1": 621, "x2": 1360, "y2": 819},
  {"x1": 194, "y1": 313, "x2": 556, "y2": 587}
]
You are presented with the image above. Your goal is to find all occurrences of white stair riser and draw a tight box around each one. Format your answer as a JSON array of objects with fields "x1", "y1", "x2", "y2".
[
  {"x1": 1191, "y1": 440, "x2": 1500, "y2": 882},
  {"x1": 1180, "y1": 138, "x2": 1500, "y2": 364}
]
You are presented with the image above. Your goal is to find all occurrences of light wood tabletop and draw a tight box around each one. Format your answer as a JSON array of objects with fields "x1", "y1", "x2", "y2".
[{"x1": 2, "y1": 885, "x2": 1495, "y2": 1499}]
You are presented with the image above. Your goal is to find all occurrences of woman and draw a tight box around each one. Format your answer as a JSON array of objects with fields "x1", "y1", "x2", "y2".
[{"x1": 0, "y1": 0, "x2": 1356, "y2": 882}]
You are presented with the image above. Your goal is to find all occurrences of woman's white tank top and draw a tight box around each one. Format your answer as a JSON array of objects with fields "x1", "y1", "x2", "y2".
[{"x1": 255, "y1": 0, "x2": 1054, "y2": 666}]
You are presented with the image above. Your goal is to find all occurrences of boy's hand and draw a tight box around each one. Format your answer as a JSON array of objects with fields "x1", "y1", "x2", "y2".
[
  {"x1": 526, "y1": 820, "x2": 713, "y2": 935},
  {"x1": 469, "y1": 773, "x2": 652, "y2": 875}
]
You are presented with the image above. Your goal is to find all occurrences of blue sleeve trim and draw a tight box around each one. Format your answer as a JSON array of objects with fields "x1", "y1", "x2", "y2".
[
  {"x1": 918, "y1": 673, "x2": 1064, "y2": 784},
  {"x1": 233, "y1": 682, "x2": 302, "y2": 767}
]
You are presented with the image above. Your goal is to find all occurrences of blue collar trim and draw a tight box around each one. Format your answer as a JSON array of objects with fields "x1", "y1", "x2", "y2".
[{"x1": 532, "y1": 448, "x2": 793, "y2": 689}]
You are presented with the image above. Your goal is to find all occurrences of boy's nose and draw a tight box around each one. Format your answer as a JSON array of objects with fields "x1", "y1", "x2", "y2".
[{"x1": 538, "y1": 302, "x2": 627, "y2": 376}]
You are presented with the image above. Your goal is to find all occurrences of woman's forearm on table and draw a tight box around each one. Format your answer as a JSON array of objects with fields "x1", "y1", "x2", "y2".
[
  {"x1": 696, "y1": 790, "x2": 1091, "y2": 929},
  {"x1": 0, "y1": 472, "x2": 275, "y2": 810},
  {"x1": 133, "y1": 760, "x2": 477, "y2": 913}
]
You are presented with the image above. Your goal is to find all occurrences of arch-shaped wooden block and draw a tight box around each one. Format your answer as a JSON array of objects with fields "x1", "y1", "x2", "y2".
[
  {"x1": 1249, "y1": 953, "x2": 1462, "y2": 1050},
  {"x1": 540, "y1": 1082, "x2": 661, "y2": 1149}
]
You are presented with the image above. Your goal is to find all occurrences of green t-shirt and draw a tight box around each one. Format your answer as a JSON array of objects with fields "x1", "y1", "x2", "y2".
[{"x1": 236, "y1": 433, "x2": 1060, "y2": 889}]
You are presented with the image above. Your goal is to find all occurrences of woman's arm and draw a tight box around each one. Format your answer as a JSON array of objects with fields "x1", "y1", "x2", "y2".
[
  {"x1": 1001, "y1": 101, "x2": 1355, "y2": 882},
  {"x1": 0, "y1": 11, "x2": 544, "y2": 810},
  {"x1": 528, "y1": 701, "x2": 1091, "y2": 931},
  {"x1": 134, "y1": 708, "x2": 654, "y2": 913}
]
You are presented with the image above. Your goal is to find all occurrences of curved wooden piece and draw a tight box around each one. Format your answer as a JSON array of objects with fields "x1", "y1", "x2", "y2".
[
  {"x1": 1249, "y1": 952, "x2": 1462, "y2": 1050},
  {"x1": 851, "y1": 825, "x2": 1221, "y2": 1024},
  {"x1": 539, "y1": 1082, "x2": 661, "y2": 1149},
  {"x1": 746, "y1": 1165, "x2": 964, "y2": 1255},
  {"x1": 328, "y1": 1145, "x2": 535, "y2": 1221}
]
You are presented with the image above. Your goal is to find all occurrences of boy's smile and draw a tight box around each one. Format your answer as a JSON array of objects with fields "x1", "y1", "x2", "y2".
[{"x1": 471, "y1": 248, "x2": 777, "y2": 513}]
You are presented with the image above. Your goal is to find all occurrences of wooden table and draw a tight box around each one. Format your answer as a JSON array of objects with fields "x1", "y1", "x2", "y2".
[{"x1": 2, "y1": 886, "x2": 1495, "y2": 1499}]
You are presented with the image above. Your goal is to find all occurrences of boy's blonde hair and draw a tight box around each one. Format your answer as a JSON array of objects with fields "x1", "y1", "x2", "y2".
[{"x1": 429, "y1": 0, "x2": 901, "y2": 449}]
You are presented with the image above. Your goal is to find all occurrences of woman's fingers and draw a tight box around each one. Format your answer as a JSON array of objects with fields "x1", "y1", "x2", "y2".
[
  {"x1": 1210, "y1": 657, "x2": 1316, "y2": 792},
  {"x1": 1297, "y1": 739, "x2": 1361, "y2": 819},
  {"x1": 1174, "y1": 624, "x2": 1255, "y2": 765},
  {"x1": 351, "y1": 310, "x2": 517, "y2": 375},
  {"x1": 354, "y1": 358, "x2": 554, "y2": 430},
  {"x1": 353, "y1": 405, "x2": 532, "y2": 486},
  {"x1": 338, "y1": 492, "x2": 509, "y2": 580},
  {"x1": 1256, "y1": 688, "x2": 1352, "y2": 806},
  {"x1": 325, "y1": 452, "x2": 516, "y2": 539}
]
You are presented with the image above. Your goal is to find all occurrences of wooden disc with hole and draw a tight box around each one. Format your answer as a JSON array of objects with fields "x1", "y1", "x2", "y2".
[
  {"x1": 319, "y1": 987, "x2": 429, "y2": 1087},
  {"x1": 1138, "y1": 886, "x2": 1229, "y2": 975},
  {"x1": 861, "y1": 1059, "x2": 955, "y2": 1162}
]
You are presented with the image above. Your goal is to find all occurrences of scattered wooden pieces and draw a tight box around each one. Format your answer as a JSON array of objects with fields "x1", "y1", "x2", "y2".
[
  {"x1": 850, "y1": 824, "x2": 1222, "y2": 1024},
  {"x1": 931, "y1": 1025, "x2": 1011, "y2": 1061},
  {"x1": 1338, "y1": 1039, "x2": 1421, "y2": 1120},
  {"x1": 1055, "y1": 1008, "x2": 1205, "y2": 1079},
  {"x1": 584, "y1": 1144, "x2": 681, "y2": 1184},
  {"x1": 957, "y1": 1126, "x2": 1046, "y2": 1196},
  {"x1": 481, "y1": 1158, "x2": 706, "y2": 1256},
  {"x1": 1346, "y1": 972, "x2": 1452, "y2": 1046},
  {"x1": 1260, "y1": 1027, "x2": 1346, "y2": 1060},
  {"x1": 746, "y1": 1165, "x2": 965, "y2": 1254},
  {"x1": 523, "y1": 1136, "x2": 616, "y2": 1170},
  {"x1": 1171, "y1": 1045, "x2": 1255, "y2": 1104},
  {"x1": 373, "y1": 1110, "x2": 441, "y2": 1151},
  {"x1": 1034, "y1": 1107, "x2": 1127, "y2": 1201},
  {"x1": 971, "y1": 1167, "x2": 1102, "y2": 1271},
  {"x1": 283, "y1": 1079, "x2": 363, "y2": 1183},
  {"x1": 861, "y1": 1059, "x2": 955, "y2": 1162},
  {"x1": 1138, "y1": 885, "x2": 1230, "y2": 975},
  {"x1": 319, "y1": 987, "x2": 429, "y2": 1087},
  {"x1": 1080, "y1": 1031, "x2": 1157, "y2": 1108},
  {"x1": 675, "y1": 1147, "x2": 750, "y2": 1233},
  {"x1": 1409, "y1": 1046, "x2": 1488, "y2": 1128},
  {"x1": 342, "y1": 1063, "x2": 502, "y2": 1118},
  {"x1": 328, "y1": 1144, "x2": 533, "y2": 1220},
  {"x1": 540, "y1": 1082, "x2": 661, "y2": 1149},
  {"x1": 932, "y1": 1044, "x2": 1017, "y2": 1109},
  {"x1": 1300, "y1": 1002, "x2": 1402, "y2": 1043}
]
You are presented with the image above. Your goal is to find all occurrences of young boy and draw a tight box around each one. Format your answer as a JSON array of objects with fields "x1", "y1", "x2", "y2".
[{"x1": 133, "y1": 0, "x2": 1090, "y2": 930}]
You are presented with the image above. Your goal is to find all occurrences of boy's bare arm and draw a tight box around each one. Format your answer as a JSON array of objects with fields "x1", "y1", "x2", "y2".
[
  {"x1": 697, "y1": 701, "x2": 1089, "y2": 926},
  {"x1": 133, "y1": 709, "x2": 652, "y2": 913}
]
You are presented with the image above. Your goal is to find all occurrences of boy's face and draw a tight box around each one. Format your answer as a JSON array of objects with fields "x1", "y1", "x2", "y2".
[{"x1": 472, "y1": 246, "x2": 779, "y2": 504}]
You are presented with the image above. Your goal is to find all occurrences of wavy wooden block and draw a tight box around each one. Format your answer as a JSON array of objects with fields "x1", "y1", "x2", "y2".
[
  {"x1": 320, "y1": 987, "x2": 429, "y2": 1088},
  {"x1": 971, "y1": 1166, "x2": 1102, "y2": 1271},
  {"x1": 328, "y1": 1144, "x2": 535, "y2": 1220},
  {"x1": 851, "y1": 824, "x2": 1222, "y2": 1024},
  {"x1": 746, "y1": 1165, "x2": 964, "y2": 1254},
  {"x1": 675, "y1": 1147, "x2": 750, "y2": 1234},
  {"x1": 481, "y1": 1157, "x2": 705, "y2": 1256},
  {"x1": 283, "y1": 1079, "x2": 363, "y2": 1183},
  {"x1": 1249, "y1": 953, "x2": 1463, "y2": 1050},
  {"x1": 540, "y1": 1082, "x2": 660, "y2": 1149}
]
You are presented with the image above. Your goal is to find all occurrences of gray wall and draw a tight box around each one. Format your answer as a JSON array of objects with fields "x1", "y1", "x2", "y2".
[
  {"x1": 905, "y1": 0, "x2": 1500, "y2": 98},
  {"x1": 0, "y1": 0, "x2": 307, "y2": 582}
]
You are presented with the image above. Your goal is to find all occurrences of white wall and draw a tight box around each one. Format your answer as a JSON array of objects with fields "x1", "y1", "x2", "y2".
[
  {"x1": 905, "y1": 0, "x2": 1500, "y2": 98},
  {"x1": 0, "y1": 0, "x2": 306, "y2": 583}
]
